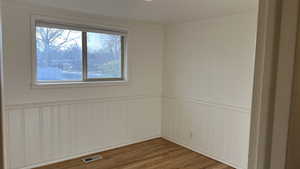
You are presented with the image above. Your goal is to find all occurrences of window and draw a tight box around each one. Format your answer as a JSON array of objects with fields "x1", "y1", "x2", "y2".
[{"x1": 33, "y1": 20, "x2": 127, "y2": 85}]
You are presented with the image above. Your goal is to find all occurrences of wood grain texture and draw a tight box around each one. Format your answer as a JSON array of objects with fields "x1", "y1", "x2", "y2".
[{"x1": 34, "y1": 138, "x2": 235, "y2": 169}]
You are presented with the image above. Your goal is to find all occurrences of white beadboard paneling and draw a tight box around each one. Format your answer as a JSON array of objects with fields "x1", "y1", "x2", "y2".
[
  {"x1": 8, "y1": 109, "x2": 25, "y2": 169},
  {"x1": 24, "y1": 108, "x2": 42, "y2": 165},
  {"x1": 127, "y1": 98, "x2": 161, "y2": 141},
  {"x1": 6, "y1": 96, "x2": 161, "y2": 169},
  {"x1": 58, "y1": 105, "x2": 72, "y2": 157},
  {"x1": 162, "y1": 97, "x2": 251, "y2": 169},
  {"x1": 162, "y1": 13, "x2": 256, "y2": 169}
]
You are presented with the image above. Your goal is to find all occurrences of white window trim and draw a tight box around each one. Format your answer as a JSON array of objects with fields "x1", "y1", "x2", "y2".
[{"x1": 31, "y1": 15, "x2": 129, "y2": 88}]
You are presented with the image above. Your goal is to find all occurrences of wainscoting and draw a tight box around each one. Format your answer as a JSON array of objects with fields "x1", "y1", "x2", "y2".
[
  {"x1": 162, "y1": 96, "x2": 251, "y2": 169},
  {"x1": 5, "y1": 95, "x2": 161, "y2": 169},
  {"x1": 5, "y1": 95, "x2": 251, "y2": 169}
]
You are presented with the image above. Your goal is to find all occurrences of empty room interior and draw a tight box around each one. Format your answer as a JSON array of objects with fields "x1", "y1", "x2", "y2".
[{"x1": 0, "y1": 0, "x2": 259, "y2": 169}]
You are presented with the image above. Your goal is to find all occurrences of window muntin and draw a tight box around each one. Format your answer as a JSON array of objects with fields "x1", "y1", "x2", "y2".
[{"x1": 34, "y1": 21, "x2": 126, "y2": 84}]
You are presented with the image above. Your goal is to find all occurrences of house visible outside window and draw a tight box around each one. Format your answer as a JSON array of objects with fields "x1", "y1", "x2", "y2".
[{"x1": 33, "y1": 18, "x2": 127, "y2": 86}]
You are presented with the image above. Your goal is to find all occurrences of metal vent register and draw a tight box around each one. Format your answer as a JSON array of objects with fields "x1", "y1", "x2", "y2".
[{"x1": 82, "y1": 155, "x2": 103, "y2": 163}]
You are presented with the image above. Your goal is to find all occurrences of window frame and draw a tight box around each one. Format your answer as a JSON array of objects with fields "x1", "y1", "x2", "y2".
[{"x1": 31, "y1": 16, "x2": 128, "y2": 87}]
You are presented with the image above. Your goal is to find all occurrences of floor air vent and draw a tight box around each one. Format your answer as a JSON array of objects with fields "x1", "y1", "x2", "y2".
[{"x1": 82, "y1": 155, "x2": 103, "y2": 163}]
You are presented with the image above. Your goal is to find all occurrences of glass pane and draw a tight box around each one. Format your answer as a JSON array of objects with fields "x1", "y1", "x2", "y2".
[
  {"x1": 87, "y1": 32, "x2": 122, "y2": 79},
  {"x1": 36, "y1": 26, "x2": 83, "y2": 82}
]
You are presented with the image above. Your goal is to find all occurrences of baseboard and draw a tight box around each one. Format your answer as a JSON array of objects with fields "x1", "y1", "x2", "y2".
[
  {"x1": 15, "y1": 135, "x2": 245, "y2": 169},
  {"x1": 162, "y1": 136, "x2": 245, "y2": 169},
  {"x1": 17, "y1": 135, "x2": 161, "y2": 169}
]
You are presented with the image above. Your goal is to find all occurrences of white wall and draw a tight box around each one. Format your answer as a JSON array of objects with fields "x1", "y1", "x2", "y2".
[
  {"x1": 2, "y1": 3, "x2": 164, "y2": 105},
  {"x1": 2, "y1": 1, "x2": 258, "y2": 169},
  {"x1": 2, "y1": 2, "x2": 163, "y2": 169},
  {"x1": 162, "y1": 12, "x2": 258, "y2": 169}
]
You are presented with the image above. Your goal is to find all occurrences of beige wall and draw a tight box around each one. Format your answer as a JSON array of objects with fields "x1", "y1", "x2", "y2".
[
  {"x1": 286, "y1": 14, "x2": 300, "y2": 169},
  {"x1": 162, "y1": 12, "x2": 258, "y2": 169},
  {"x1": 0, "y1": 1, "x2": 4, "y2": 169}
]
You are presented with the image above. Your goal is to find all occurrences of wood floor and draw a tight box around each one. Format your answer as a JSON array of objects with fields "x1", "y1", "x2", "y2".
[{"x1": 35, "y1": 138, "x2": 235, "y2": 169}]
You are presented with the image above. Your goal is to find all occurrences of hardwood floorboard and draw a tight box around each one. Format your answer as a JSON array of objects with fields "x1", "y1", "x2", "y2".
[{"x1": 34, "y1": 138, "x2": 235, "y2": 169}]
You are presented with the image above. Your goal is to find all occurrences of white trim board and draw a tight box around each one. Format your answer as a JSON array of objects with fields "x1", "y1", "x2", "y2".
[
  {"x1": 5, "y1": 95, "x2": 161, "y2": 110},
  {"x1": 163, "y1": 96, "x2": 251, "y2": 113}
]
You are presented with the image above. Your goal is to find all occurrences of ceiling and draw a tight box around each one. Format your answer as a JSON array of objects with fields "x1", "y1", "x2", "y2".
[{"x1": 14, "y1": 0, "x2": 258, "y2": 23}]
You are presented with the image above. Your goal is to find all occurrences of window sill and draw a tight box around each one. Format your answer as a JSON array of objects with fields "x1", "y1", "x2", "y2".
[{"x1": 32, "y1": 80, "x2": 129, "y2": 89}]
